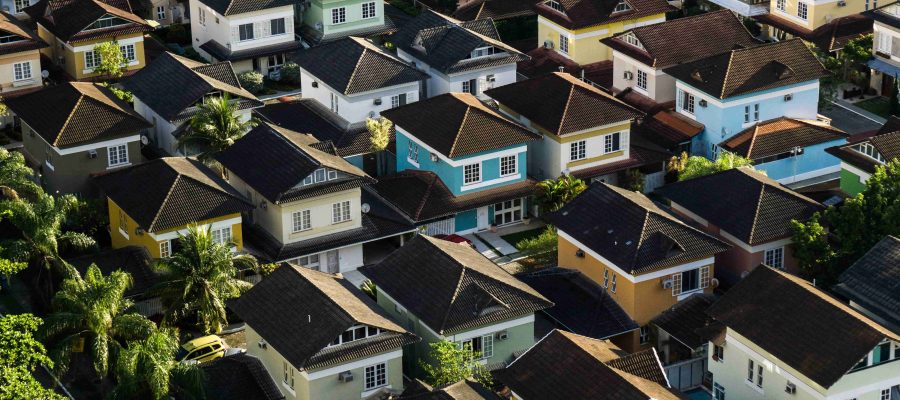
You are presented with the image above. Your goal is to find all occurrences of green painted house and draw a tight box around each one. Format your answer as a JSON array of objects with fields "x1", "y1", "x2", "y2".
[
  {"x1": 360, "y1": 235, "x2": 553, "y2": 376},
  {"x1": 299, "y1": 0, "x2": 397, "y2": 46},
  {"x1": 826, "y1": 116, "x2": 900, "y2": 196}
]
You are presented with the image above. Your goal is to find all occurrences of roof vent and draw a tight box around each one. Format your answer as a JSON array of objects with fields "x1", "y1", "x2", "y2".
[{"x1": 361, "y1": 203, "x2": 371, "y2": 213}]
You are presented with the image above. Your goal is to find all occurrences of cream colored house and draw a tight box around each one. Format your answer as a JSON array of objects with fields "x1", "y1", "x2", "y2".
[{"x1": 0, "y1": 11, "x2": 45, "y2": 96}]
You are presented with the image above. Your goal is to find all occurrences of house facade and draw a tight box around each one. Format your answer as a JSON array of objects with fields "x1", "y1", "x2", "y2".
[
  {"x1": 835, "y1": 235, "x2": 900, "y2": 333},
  {"x1": 868, "y1": 2, "x2": 900, "y2": 96},
  {"x1": 146, "y1": 0, "x2": 186, "y2": 25},
  {"x1": 827, "y1": 116, "x2": 900, "y2": 196},
  {"x1": 755, "y1": 0, "x2": 869, "y2": 46},
  {"x1": 0, "y1": 11, "x2": 46, "y2": 96},
  {"x1": 299, "y1": 0, "x2": 396, "y2": 46},
  {"x1": 2, "y1": 0, "x2": 36, "y2": 18}
]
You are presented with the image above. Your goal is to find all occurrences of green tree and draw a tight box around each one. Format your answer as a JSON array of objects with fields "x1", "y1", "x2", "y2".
[
  {"x1": 534, "y1": 175, "x2": 587, "y2": 213},
  {"x1": 0, "y1": 314, "x2": 65, "y2": 400},
  {"x1": 668, "y1": 151, "x2": 758, "y2": 181},
  {"x1": 420, "y1": 340, "x2": 492, "y2": 388},
  {"x1": 515, "y1": 226, "x2": 558, "y2": 270},
  {"x1": 92, "y1": 41, "x2": 126, "y2": 79},
  {"x1": 40, "y1": 265, "x2": 154, "y2": 378},
  {"x1": 99, "y1": 82, "x2": 134, "y2": 103},
  {"x1": 111, "y1": 328, "x2": 204, "y2": 400},
  {"x1": 0, "y1": 148, "x2": 42, "y2": 202},
  {"x1": 153, "y1": 225, "x2": 257, "y2": 334},
  {"x1": 810, "y1": 34, "x2": 872, "y2": 105},
  {"x1": 178, "y1": 94, "x2": 257, "y2": 163},
  {"x1": 366, "y1": 117, "x2": 392, "y2": 176}
]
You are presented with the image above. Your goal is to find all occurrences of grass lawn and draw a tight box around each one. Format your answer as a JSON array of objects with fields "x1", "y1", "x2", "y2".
[
  {"x1": 855, "y1": 97, "x2": 892, "y2": 118},
  {"x1": 501, "y1": 227, "x2": 546, "y2": 250}
]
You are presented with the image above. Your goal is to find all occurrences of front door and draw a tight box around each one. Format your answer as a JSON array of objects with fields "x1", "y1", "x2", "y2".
[
  {"x1": 326, "y1": 250, "x2": 339, "y2": 273},
  {"x1": 493, "y1": 198, "x2": 523, "y2": 226},
  {"x1": 476, "y1": 207, "x2": 489, "y2": 231}
]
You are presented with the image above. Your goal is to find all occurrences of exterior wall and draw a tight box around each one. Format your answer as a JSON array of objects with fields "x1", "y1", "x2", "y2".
[
  {"x1": 149, "y1": 0, "x2": 186, "y2": 25},
  {"x1": 37, "y1": 26, "x2": 146, "y2": 80},
  {"x1": 611, "y1": 50, "x2": 677, "y2": 103},
  {"x1": 299, "y1": 68, "x2": 420, "y2": 123},
  {"x1": 767, "y1": 0, "x2": 866, "y2": 33},
  {"x1": 756, "y1": 139, "x2": 844, "y2": 183},
  {"x1": 1, "y1": 0, "x2": 37, "y2": 17},
  {"x1": 397, "y1": 49, "x2": 516, "y2": 100},
  {"x1": 535, "y1": 13, "x2": 666, "y2": 65},
  {"x1": 839, "y1": 164, "x2": 869, "y2": 196},
  {"x1": 0, "y1": 50, "x2": 42, "y2": 95},
  {"x1": 133, "y1": 96, "x2": 253, "y2": 156},
  {"x1": 189, "y1": 0, "x2": 295, "y2": 57},
  {"x1": 304, "y1": 0, "x2": 386, "y2": 38}
]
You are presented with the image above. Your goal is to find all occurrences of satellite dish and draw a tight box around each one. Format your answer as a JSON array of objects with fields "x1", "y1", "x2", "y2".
[
  {"x1": 140, "y1": 135, "x2": 149, "y2": 145},
  {"x1": 361, "y1": 203, "x2": 371, "y2": 213},
  {"x1": 41, "y1": 70, "x2": 49, "y2": 79}
]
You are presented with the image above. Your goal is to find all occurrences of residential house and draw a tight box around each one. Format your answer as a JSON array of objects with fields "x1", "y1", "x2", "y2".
[
  {"x1": 360, "y1": 235, "x2": 554, "y2": 374},
  {"x1": 0, "y1": 11, "x2": 47, "y2": 96},
  {"x1": 216, "y1": 122, "x2": 415, "y2": 273},
  {"x1": 658, "y1": 167, "x2": 824, "y2": 285},
  {"x1": 601, "y1": 10, "x2": 758, "y2": 106},
  {"x1": 392, "y1": 10, "x2": 527, "y2": 100},
  {"x1": 295, "y1": 36, "x2": 427, "y2": 124},
  {"x1": 663, "y1": 39, "x2": 829, "y2": 159},
  {"x1": 451, "y1": 0, "x2": 537, "y2": 21},
  {"x1": 2, "y1": 0, "x2": 36, "y2": 18},
  {"x1": 706, "y1": 266, "x2": 900, "y2": 400},
  {"x1": 229, "y1": 263, "x2": 420, "y2": 400},
  {"x1": 755, "y1": 0, "x2": 872, "y2": 53},
  {"x1": 826, "y1": 115, "x2": 900, "y2": 195},
  {"x1": 700, "y1": 0, "x2": 769, "y2": 17},
  {"x1": 650, "y1": 293, "x2": 717, "y2": 391},
  {"x1": 373, "y1": 92, "x2": 541, "y2": 234},
  {"x1": 547, "y1": 182, "x2": 729, "y2": 351},
  {"x1": 500, "y1": 329, "x2": 679, "y2": 400},
  {"x1": 397, "y1": 379, "x2": 495, "y2": 399},
  {"x1": 298, "y1": 0, "x2": 397, "y2": 46},
  {"x1": 717, "y1": 117, "x2": 848, "y2": 185},
  {"x1": 94, "y1": 157, "x2": 253, "y2": 258},
  {"x1": 189, "y1": 0, "x2": 302, "y2": 75},
  {"x1": 191, "y1": 353, "x2": 285, "y2": 400},
  {"x1": 144, "y1": 0, "x2": 186, "y2": 25},
  {"x1": 69, "y1": 246, "x2": 162, "y2": 317},
  {"x1": 867, "y1": 2, "x2": 900, "y2": 95},
  {"x1": 6, "y1": 82, "x2": 151, "y2": 195},
  {"x1": 122, "y1": 52, "x2": 263, "y2": 155},
  {"x1": 26, "y1": 0, "x2": 150, "y2": 80},
  {"x1": 835, "y1": 235, "x2": 900, "y2": 333}
]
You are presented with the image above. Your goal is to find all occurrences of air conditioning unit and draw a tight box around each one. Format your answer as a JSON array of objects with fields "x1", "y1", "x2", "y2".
[
  {"x1": 486, "y1": 74, "x2": 496, "y2": 83},
  {"x1": 87, "y1": 149, "x2": 97, "y2": 159},
  {"x1": 699, "y1": 99, "x2": 708, "y2": 107},
  {"x1": 785, "y1": 382, "x2": 797, "y2": 394},
  {"x1": 496, "y1": 331, "x2": 509, "y2": 340},
  {"x1": 543, "y1": 40, "x2": 554, "y2": 49},
  {"x1": 837, "y1": 0, "x2": 846, "y2": 6},
  {"x1": 338, "y1": 371, "x2": 354, "y2": 382},
  {"x1": 784, "y1": 93, "x2": 793, "y2": 102},
  {"x1": 257, "y1": 339, "x2": 267, "y2": 349},
  {"x1": 373, "y1": 98, "x2": 382, "y2": 105},
  {"x1": 575, "y1": 249, "x2": 585, "y2": 258},
  {"x1": 662, "y1": 279, "x2": 674, "y2": 289},
  {"x1": 312, "y1": 81, "x2": 319, "y2": 88},
  {"x1": 623, "y1": 71, "x2": 634, "y2": 80},
  {"x1": 134, "y1": 227, "x2": 145, "y2": 236},
  {"x1": 259, "y1": 201, "x2": 268, "y2": 210},
  {"x1": 430, "y1": 153, "x2": 438, "y2": 162}
]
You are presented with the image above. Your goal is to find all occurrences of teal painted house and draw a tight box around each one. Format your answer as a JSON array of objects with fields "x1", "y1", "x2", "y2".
[
  {"x1": 299, "y1": 0, "x2": 397, "y2": 45},
  {"x1": 826, "y1": 116, "x2": 900, "y2": 196}
]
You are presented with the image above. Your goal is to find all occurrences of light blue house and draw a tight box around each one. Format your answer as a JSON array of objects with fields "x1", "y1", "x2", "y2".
[
  {"x1": 370, "y1": 92, "x2": 541, "y2": 234},
  {"x1": 663, "y1": 39, "x2": 829, "y2": 160}
]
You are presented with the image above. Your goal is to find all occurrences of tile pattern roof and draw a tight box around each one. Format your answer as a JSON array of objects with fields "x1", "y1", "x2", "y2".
[
  {"x1": 229, "y1": 264, "x2": 418, "y2": 371},
  {"x1": 707, "y1": 266, "x2": 900, "y2": 389},
  {"x1": 601, "y1": 10, "x2": 758, "y2": 69},
  {"x1": 485, "y1": 72, "x2": 643, "y2": 136},
  {"x1": 382, "y1": 92, "x2": 540, "y2": 158},
  {"x1": 720, "y1": 117, "x2": 848, "y2": 160},
  {"x1": 94, "y1": 157, "x2": 253, "y2": 233},
  {"x1": 636, "y1": 110, "x2": 704, "y2": 149},
  {"x1": 195, "y1": 0, "x2": 293, "y2": 15},
  {"x1": 0, "y1": 11, "x2": 48, "y2": 56},
  {"x1": 399, "y1": 379, "x2": 496, "y2": 399},
  {"x1": 516, "y1": 268, "x2": 638, "y2": 339},
  {"x1": 6, "y1": 82, "x2": 151, "y2": 148},
  {"x1": 657, "y1": 167, "x2": 824, "y2": 245},
  {"x1": 255, "y1": 100, "x2": 372, "y2": 157},
  {"x1": 200, "y1": 39, "x2": 304, "y2": 62},
  {"x1": 516, "y1": 48, "x2": 614, "y2": 89},
  {"x1": 501, "y1": 330, "x2": 679, "y2": 399},
  {"x1": 299, "y1": 15, "x2": 398, "y2": 46},
  {"x1": 360, "y1": 235, "x2": 553, "y2": 335},
  {"x1": 835, "y1": 235, "x2": 900, "y2": 332},
  {"x1": 123, "y1": 52, "x2": 262, "y2": 122},
  {"x1": 451, "y1": 0, "x2": 536, "y2": 21},
  {"x1": 651, "y1": 293, "x2": 716, "y2": 349},
  {"x1": 392, "y1": 10, "x2": 527, "y2": 75},
  {"x1": 663, "y1": 39, "x2": 829, "y2": 99},
  {"x1": 755, "y1": 13, "x2": 872, "y2": 53},
  {"x1": 195, "y1": 354, "x2": 285, "y2": 400},
  {"x1": 534, "y1": 0, "x2": 674, "y2": 30},
  {"x1": 827, "y1": 116, "x2": 900, "y2": 173},
  {"x1": 295, "y1": 37, "x2": 427, "y2": 95},
  {"x1": 69, "y1": 246, "x2": 156, "y2": 299},
  {"x1": 548, "y1": 183, "x2": 729, "y2": 274},
  {"x1": 25, "y1": 0, "x2": 149, "y2": 43}
]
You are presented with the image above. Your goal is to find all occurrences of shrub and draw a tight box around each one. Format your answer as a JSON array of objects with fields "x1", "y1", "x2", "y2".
[
  {"x1": 165, "y1": 24, "x2": 190, "y2": 44},
  {"x1": 238, "y1": 71, "x2": 265, "y2": 94},
  {"x1": 280, "y1": 62, "x2": 301, "y2": 85}
]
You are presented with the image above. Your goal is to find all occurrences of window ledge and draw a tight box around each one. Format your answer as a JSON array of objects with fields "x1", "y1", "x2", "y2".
[
  {"x1": 361, "y1": 385, "x2": 390, "y2": 398},
  {"x1": 281, "y1": 382, "x2": 295, "y2": 396},
  {"x1": 107, "y1": 162, "x2": 132, "y2": 170},
  {"x1": 406, "y1": 158, "x2": 420, "y2": 168},
  {"x1": 118, "y1": 228, "x2": 130, "y2": 240},
  {"x1": 744, "y1": 380, "x2": 764, "y2": 395}
]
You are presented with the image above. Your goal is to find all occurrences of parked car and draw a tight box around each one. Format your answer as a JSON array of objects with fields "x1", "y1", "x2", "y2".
[{"x1": 177, "y1": 335, "x2": 227, "y2": 363}]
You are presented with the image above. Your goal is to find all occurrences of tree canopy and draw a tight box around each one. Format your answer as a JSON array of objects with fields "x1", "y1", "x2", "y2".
[
  {"x1": 0, "y1": 314, "x2": 65, "y2": 400},
  {"x1": 420, "y1": 340, "x2": 492, "y2": 389},
  {"x1": 179, "y1": 94, "x2": 256, "y2": 163},
  {"x1": 534, "y1": 174, "x2": 587, "y2": 213},
  {"x1": 92, "y1": 41, "x2": 126, "y2": 79},
  {"x1": 667, "y1": 151, "x2": 758, "y2": 181},
  {"x1": 111, "y1": 328, "x2": 204, "y2": 400}
]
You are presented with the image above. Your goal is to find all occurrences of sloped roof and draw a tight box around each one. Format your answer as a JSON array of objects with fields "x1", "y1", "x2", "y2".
[
  {"x1": 636, "y1": 110, "x2": 704, "y2": 149},
  {"x1": 195, "y1": 354, "x2": 285, "y2": 400},
  {"x1": 295, "y1": 37, "x2": 427, "y2": 95},
  {"x1": 826, "y1": 116, "x2": 900, "y2": 173},
  {"x1": 452, "y1": 0, "x2": 536, "y2": 21},
  {"x1": 399, "y1": 379, "x2": 496, "y2": 399},
  {"x1": 94, "y1": 157, "x2": 253, "y2": 233},
  {"x1": 255, "y1": 100, "x2": 372, "y2": 157},
  {"x1": 663, "y1": 39, "x2": 829, "y2": 100},
  {"x1": 360, "y1": 235, "x2": 553, "y2": 335},
  {"x1": 69, "y1": 246, "x2": 156, "y2": 298},
  {"x1": 229, "y1": 264, "x2": 419, "y2": 371},
  {"x1": 657, "y1": 168, "x2": 823, "y2": 245},
  {"x1": 6, "y1": 82, "x2": 151, "y2": 148},
  {"x1": 835, "y1": 235, "x2": 900, "y2": 332},
  {"x1": 485, "y1": 72, "x2": 643, "y2": 135},
  {"x1": 720, "y1": 117, "x2": 848, "y2": 160},
  {"x1": 548, "y1": 183, "x2": 729, "y2": 274},
  {"x1": 755, "y1": 13, "x2": 872, "y2": 53},
  {"x1": 534, "y1": 0, "x2": 674, "y2": 30},
  {"x1": 651, "y1": 293, "x2": 716, "y2": 349},
  {"x1": 381, "y1": 92, "x2": 540, "y2": 158},
  {"x1": 25, "y1": 0, "x2": 149, "y2": 43},
  {"x1": 0, "y1": 11, "x2": 48, "y2": 56},
  {"x1": 195, "y1": 0, "x2": 293, "y2": 15},
  {"x1": 708, "y1": 266, "x2": 900, "y2": 388}
]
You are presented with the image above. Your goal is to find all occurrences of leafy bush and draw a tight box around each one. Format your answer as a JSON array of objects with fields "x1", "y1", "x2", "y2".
[
  {"x1": 238, "y1": 71, "x2": 265, "y2": 94},
  {"x1": 516, "y1": 226, "x2": 558, "y2": 271},
  {"x1": 259, "y1": 262, "x2": 280, "y2": 276},
  {"x1": 280, "y1": 62, "x2": 301, "y2": 85},
  {"x1": 165, "y1": 24, "x2": 190, "y2": 44}
]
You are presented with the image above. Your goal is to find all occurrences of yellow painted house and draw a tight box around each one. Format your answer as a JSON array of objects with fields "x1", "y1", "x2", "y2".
[
  {"x1": 26, "y1": 0, "x2": 150, "y2": 80},
  {"x1": 534, "y1": 0, "x2": 673, "y2": 65},
  {"x1": 755, "y1": 0, "x2": 872, "y2": 53},
  {"x1": 546, "y1": 183, "x2": 729, "y2": 352},
  {"x1": 95, "y1": 157, "x2": 253, "y2": 259}
]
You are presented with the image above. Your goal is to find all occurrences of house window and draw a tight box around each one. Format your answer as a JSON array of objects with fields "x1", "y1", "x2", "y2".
[
  {"x1": 156, "y1": 5, "x2": 166, "y2": 20},
  {"x1": 198, "y1": 7, "x2": 205, "y2": 25},
  {"x1": 297, "y1": 254, "x2": 320, "y2": 270},
  {"x1": 604, "y1": 132, "x2": 621, "y2": 153},
  {"x1": 332, "y1": 7, "x2": 347, "y2": 24},
  {"x1": 407, "y1": 141, "x2": 419, "y2": 163},
  {"x1": 603, "y1": 269, "x2": 609, "y2": 288},
  {"x1": 776, "y1": 0, "x2": 785, "y2": 11},
  {"x1": 85, "y1": 50, "x2": 101, "y2": 69},
  {"x1": 613, "y1": 0, "x2": 631, "y2": 12},
  {"x1": 570, "y1": 140, "x2": 587, "y2": 161},
  {"x1": 639, "y1": 326, "x2": 649, "y2": 344},
  {"x1": 458, "y1": 335, "x2": 493, "y2": 359},
  {"x1": 611, "y1": 275, "x2": 617, "y2": 292},
  {"x1": 159, "y1": 240, "x2": 170, "y2": 258},
  {"x1": 882, "y1": 389, "x2": 891, "y2": 400},
  {"x1": 283, "y1": 360, "x2": 294, "y2": 388},
  {"x1": 364, "y1": 363, "x2": 387, "y2": 390},
  {"x1": 120, "y1": 44, "x2": 136, "y2": 63},
  {"x1": 546, "y1": 0, "x2": 564, "y2": 12},
  {"x1": 330, "y1": 325, "x2": 383, "y2": 347},
  {"x1": 303, "y1": 168, "x2": 336, "y2": 185},
  {"x1": 14, "y1": 0, "x2": 29, "y2": 13},
  {"x1": 88, "y1": 15, "x2": 129, "y2": 30},
  {"x1": 362, "y1": 2, "x2": 376, "y2": 18},
  {"x1": 108, "y1": 144, "x2": 128, "y2": 167},
  {"x1": 13, "y1": 62, "x2": 31, "y2": 81},
  {"x1": 559, "y1": 33, "x2": 569, "y2": 54},
  {"x1": 622, "y1": 32, "x2": 642, "y2": 48},
  {"x1": 764, "y1": 247, "x2": 784, "y2": 269},
  {"x1": 713, "y1": 344, "x2": 724, "y2": 362},
  {"x1": 462, "y1": 79, "x2": 477, "y2": 94},
  {"x1": 747, "y1": 359, "x2": 754, "y2": 382},
  {"x1": 211, "y1": 226, "x2": 232, "y2": 245},
  {"x1": 332, "y1": 201, "x2": 351, "y2": 223},
  {"x1": 330, "y1": 92, "x2": 339, "y2": 113},
  {"x1": 270, "y1": 18, "x2": 286, "y2": 35},
  {"x1": 268, "y1": 54, "x2": 285, "y2": 74},
  {"x1": 292, "y1": 210, "x2": 311, "y2": 232},
  {"x1": 636, "y1": 70, "x2": 647, "y2": 90},
  {"x1": 672, "y1": 265, "x2": 710, "y2": 295},
  {"x1": 494, "y1": 198, "x2": 523, "y2": 225},
  {"x1": 464, "y1": 163, "x2": 481, "y2": 185},
  {"x1": 118, "y1": 210, "x2": 128, "y2": 237},
  {"x1": 469, "y1": 46, "x2": 496, "y2": 58},
  {"x1": 680, "y1": 90, "x2": 695, "y2": 114},
  {"x1": 855, "y1": 142, "x2": 886, "y2": 163},
  {"x1": 391, "y1": 93, "x2": 407, "y2": 108},
  {"x1": 713, "y1": 383, "x2": 725, "y2": 400},
  {"x1": 500, "y1": 155, "x2": 517, "y2": 176},
  {"x1": 756, "y1": 364, "x2": 763, "y2": 388},
  {"x1": 798, "y1": 2, "x2": 808, "y2": 19},
  {"x1": 744, "y1": 104, "x2": 759, "y2": 123},
  {"x1": 239, "y1": 23, "x2": 254, "y2": 41}
]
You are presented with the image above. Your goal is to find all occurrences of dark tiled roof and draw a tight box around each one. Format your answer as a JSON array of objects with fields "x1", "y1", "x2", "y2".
[
  {"x1": 601, "y1": 10, "x2": 758, "y2": 69},
  {"x1": 548, "y1": 183, "x2": 728, "y2": 274},
  {"x1": 834, "y1": 235, "x2": 900, "y2": 332},
  {"x1": 534, "y1": 0, "x2": 674, "y2": 30},
  {"x1": 295, "y1": 37, "x2": 426, "y2": 95},
  {"x1": 94, "y1": 158, "x2": 253, "y2": 233},
  {"x1": 399, "y1": 379, "x2": 497, "y2": 399},
  {"x1": 663, "y1": 39, "x2": 829, "y2": 100},
  {"x1": 826, "y1": 116, "x2": 900, "y2": 173},
  {"x1": 199, "y1": 39, "x2": 303, "y2": 62},
  {"x1": 216, "y1": 122, "x2": 372, "y2": 204},
  {"x1": 255, "y1": 99, "x2": 372, "y2": 157},
  {"x1": 636, "y1": 110, "x2": 704, "y2": 149},
  {"x1": 195, "y1": 354, "x2": 285, "y2": 400},
  {"x1": 68, "y1": 247, "x2": 156, "y2": 298},
  {"x1": 707, "y1": 266, "x2": 900, "y2": 388},
  {"x1": 657, "y1": 168, "x2": 823, "y2": 245},
  {"x1": 501, "y1": 330, "x2": 679, "y2": 399},
  {"x1": 720, "y1": 117, "x2": 848, "y2": 160},
  {"x1": 25, "y1": 0, "x2": 149, "y2": 43},
  {"x1": 123, "y1": 52, "x2": 262, "y2": 122},
  {"x1": 867, "y1": 1, "x2": 900, "y2": 30},
  {"x1": 451, "y1": 0, "x2": 536, "y2": 21},
  {"x1": 392, "y1": 10, "x2": 527, "y2": 74},
  {"x1": 0, "y1": 11, "x2": 48, "y2": 56},
  {"x1": 485, "y1": 72, "x2": 643, "y2": 136},
  {"x1": 6, "y1": 82, "x2": 151, "y2": 148},
  {"x1": 195, "y1": 0, "x2": 292, "y2": 15},
  {"x1": 516, "y1": 268, "x2": 638, "y2": 339},
  {"x1": 229, "y1": 264, "x2": 419, "y2": 370},
  {"x1": 360, "y1": 235, "x2": 553, "y2": 335},
  {"x1": 516, "y1": 48, "x2": 614, "y2": 89},
  {"x1": 382, "y1": 93, "x2": 540, "y2": 158},
  {"x1": 755, "y1": 13, "x2": 872, "y2": 53},
  {"x1": 651, "y1": 293, "x2": 715, "y2": 349}
]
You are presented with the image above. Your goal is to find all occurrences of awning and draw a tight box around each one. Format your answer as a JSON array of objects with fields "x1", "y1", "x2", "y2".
[{"x1": 868, "y1": 57, "x2": 900, "y2": 77}]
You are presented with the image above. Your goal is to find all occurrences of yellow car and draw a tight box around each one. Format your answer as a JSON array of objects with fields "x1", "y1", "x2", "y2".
[{"x1": 177, "y1": 335, "x2": 227, "y2": 363}]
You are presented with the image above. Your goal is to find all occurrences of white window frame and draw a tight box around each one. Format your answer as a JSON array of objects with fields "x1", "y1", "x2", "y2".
[
  {"x1": 602, "y1": 269, "x2": 609, "y2": 288},
  {"x1": 855, "y1": 142, "x2": 886, "y2": 163},
  {"x1": 546, "y1": 0, "x2": 564, "y2": 12},
  {"x1": 622, "y1": 32, "x2": 643, "y2": 49},
  {"x1": 458, "y1": 335, "x2": 494, "y2": 359},
  {"x1": 613, "y1": 0, "x2": 631, "y2": 12},
  {"x1": 292, "y1": 210, "x2": 312, "y2": 233},
  {"x1": 499, "y1": 155, "x2": 517, "y2": 176},
  {"x1": 211, "y1": 226, "x2": 232, "y2": 245},
  {"x1": 881, "y1": 389, "x2": 891, "y2": 400},
  {"x1": 764, "y1": 247, "x2": 784, "y2": 269},
  {"x1": 672, "y1": 265, "x2": 710, "y2": 296},
  {"x1": 407, "y1": 141, "x2": 419, "y2": 163},
  {"x1": 107, "y1": 144, "x2": 129, "y2": 167},
  {"x1": 14, "y1": 0, "x2": 29, "y2": 13},
  {"x1": 798, "y1": 2, "x2": 808, "y2": 20},
  {"x1": 611, "y1": 274, "x2": 617, "y2": 292},
  {"x1": 270, "y1": 18, "x2": 286, "y2": 35},
  {"x1": 331, "y1": 7, "x2": 347, "y2": 24},
  {"x1": 120, "y1": 44, "x2": 136, "y2": 63},
  {"x1": 85, "y1": 50, "x2": 101, "y2": 70},
  {"x1": 570, "y1": 140, "x2": 587, "y2": 161},
  {"x1": 283, "y1": 360, "x2": 294, "y2": 388},
  {"x1": 603, "y1": 132, "x2": 621, "y2": 154},
  {"x1": 714, "y1": 383, "x2": 725, "y2": 400},
  {"x1": 330, "y1": 92, "x2": 339, "y2": 113},
  {"x1": 493, "y1": 198, "x2": 523, "y2": 226},
  {"x1": 559, "y1": 33, "x2": 569, "y2": 54},
  {"x1": 463, "y1": 163, "x2": 481, "y2": 185},
  {"x1": 159, "y1": 240, "x2": 171, "y2": 258},
  {"x1": 198, "y1": 7, "x2": 205, "y2": 25},
  {"x1": 332, "y1": 201, "x2": 351, "y2": 224},
  {"x1": 13, "y1": 61, "x2": 31, "y2": 81},
  {"x1": 238, "y1": 23, "x2": 254, "y2": 41},
  {"x1": 364, "y1": 362, "x2": 387, "y2": 390},
  {"x1": 296, "y1": 254, "x2": 321, "y2": 270},
  {"x1": 362, "y1": 1, "x2": 376, "y2": 19},
  {"x1": 156, "y1": 5, "x2": 166, "y2": 20},
  {"x1": 639, "y1": 325, "x2": 649, "y2": 344},
  {"x1": 636, "y1": 69, "x2": 647, "y2": 90},
  {"x1": 680, "y1": 90, "x2": 695, "y2": 114},
  {"x1": 776, "y1": 0, "x2": 785, "y2": 11}
]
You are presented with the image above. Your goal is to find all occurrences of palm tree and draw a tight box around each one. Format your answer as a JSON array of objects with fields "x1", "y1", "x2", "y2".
[
  {"x1": 534, "y1": 174, "x2": 587, "y2": 213},
  {"x1": 40, "y1": 264, "x2": 155, "y2": 378},
  {"x1": 111, "y1": 328, "x2": 204, "y2": 400},
  {"x1": 0, "y1": 147, "x2": 42, "y2": 201},
  {"x1": 177, "y1": 94, "x2": 256, "y2": 163},
  {"x1": 153, "y1": 225, "x2": 257, "y2": 334},
  {"x1": 366, "y1": 117, "x2": 392, "y2": 176}
]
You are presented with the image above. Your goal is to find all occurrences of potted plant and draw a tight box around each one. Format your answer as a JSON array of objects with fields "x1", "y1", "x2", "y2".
[{"x1": 522, "y1": 214, "x2": 532, "y2": 225}]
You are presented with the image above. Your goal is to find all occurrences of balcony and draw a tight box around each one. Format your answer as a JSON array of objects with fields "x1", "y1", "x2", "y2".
[{"x1": 703, "y1": 0, "x2": 769, "y2": 17}]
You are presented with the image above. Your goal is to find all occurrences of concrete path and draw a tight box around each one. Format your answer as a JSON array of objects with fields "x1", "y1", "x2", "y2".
[
  {"x1": 476, "y1": 231, "x2": 518, "y2": 256},
  {"x1": 463, "y1": 234, "x2": 500, "y2": 259},
  {"x1": 341, "y1": 269, "x2": 368, "y2": 288}
]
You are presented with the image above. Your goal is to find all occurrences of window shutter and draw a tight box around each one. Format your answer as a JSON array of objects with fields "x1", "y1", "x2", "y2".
[
  {"x1": 676, "y1": 90, "x2": 683, "y2": 109},
  {"x1": 254, "y1": 22, "x2": 263, "y2": 38},
  {"x1": 672, "y1": 273, "x2": 682, "y2": 296},
  {"x1": 286, "y1": 17, "x2": 295, "y2": 34},
  {"x1": 407, "y1": 91, "x2": 418, "y2": 103},
  {"x1": 700, "y1": 265, "x2": 711, "y2": 289}
]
